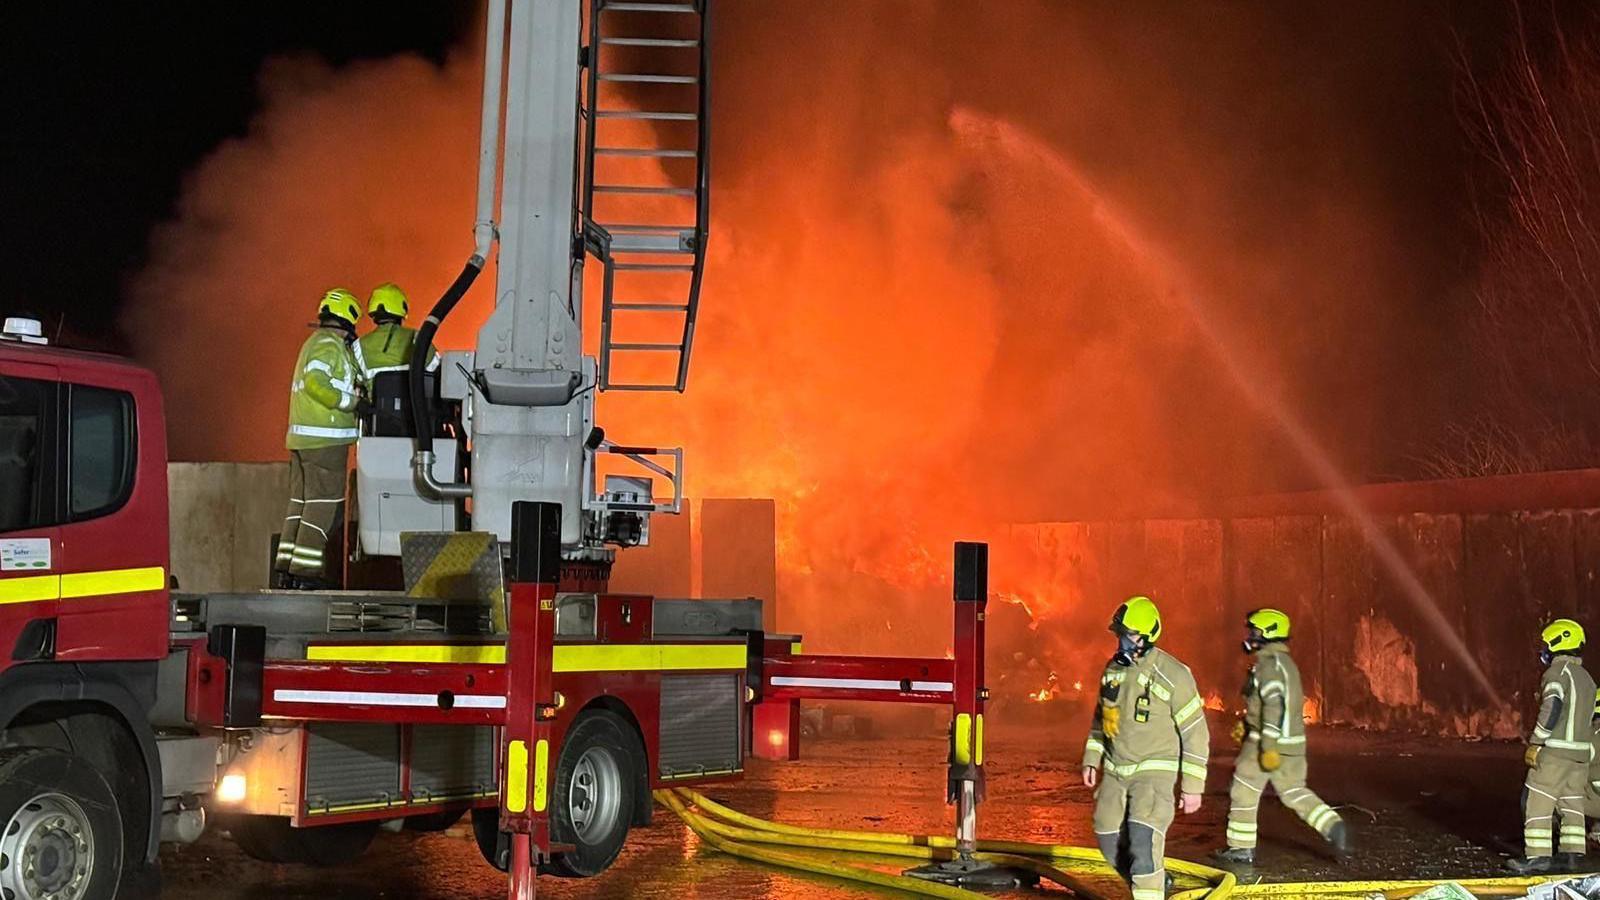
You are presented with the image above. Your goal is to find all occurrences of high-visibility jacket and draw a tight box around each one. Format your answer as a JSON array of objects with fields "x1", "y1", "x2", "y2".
[
  {"x1": 353, "y1": 322, "x2": 438, "y2": 381},
  {"x1": 1532, "y1": 655, "x2": 1597, "y2": 761},
  {"x1": 1242, "y1": 642, "x2": 1308, "y2": 755},
  {"x1": 1084, "y1": 647, "x2": 1211, "y2": 795},
  {"x1": 286, "y1": 327, "x2": 362, "y2": 450},
  {"x1": 1589, "y1": 721, "x2": 1600, "y2": 793}
]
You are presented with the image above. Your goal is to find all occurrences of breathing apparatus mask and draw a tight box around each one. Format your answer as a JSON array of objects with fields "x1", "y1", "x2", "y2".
[
  {"x1": 1243, "y1": 627, "x2": 1266, "y2": 656},
  {"x1": 1112, "y1": 630, "x2": 1147, "y2": 667}
]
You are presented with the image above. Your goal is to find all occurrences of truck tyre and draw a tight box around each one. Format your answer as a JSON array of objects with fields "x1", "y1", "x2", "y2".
[
  {"x1": 227, "y1": 815, "x2": 378, "y2": 866},
  {"x1": 546, "y1": 710, "x2": 638, "y2": 878},
  {"x1": 471, "y1": 807, "x2": 509, "y2": 872},
  {"x1": 403, "y1": 809, "x2": 465, "y2": 832},
  {"x1": 0, "y1": 747, "x2": 124, "y2": 900}
]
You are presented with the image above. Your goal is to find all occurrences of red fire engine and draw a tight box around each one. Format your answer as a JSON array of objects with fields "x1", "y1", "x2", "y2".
[{"x1": 0, "y1": 2, "x2": 994, "y2": 898}]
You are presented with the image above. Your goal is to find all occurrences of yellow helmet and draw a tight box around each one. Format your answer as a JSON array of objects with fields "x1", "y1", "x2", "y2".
[
  {"x1": 1542, "y1": 618, "x2": 1586, "y2": 655},
  {"x1": 368, "y1": 282, "x2": 409, "y2": 319},
  {"x1": 1247, "y1": 608, "x2": 1292, "y2": 641},
  {"x1": 318, "y1": 288, "x2": 362, "y2": 327},
  {"x1": 1110, "y1": 595, "x2": 1162, "y2": 643}
]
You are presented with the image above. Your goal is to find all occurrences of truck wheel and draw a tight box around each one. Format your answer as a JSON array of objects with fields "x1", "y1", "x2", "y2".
[
  {"x1": 470, "y1": 807, "x2": 509, "y2": 872},
  {"x1": 546, "y1": 710, "x2": 637, "y2": 878},
  {"x1": 403, "y1": 809, "x2": 465, "y2": 832},
  {"x1": 0, "y1": 747, "x2": 123, "y2": 900},
  {"x1": 227, "y1": 815, "x2": 378, "y2": 866}
]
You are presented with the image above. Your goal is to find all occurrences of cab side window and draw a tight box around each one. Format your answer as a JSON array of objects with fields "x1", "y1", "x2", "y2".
[
  {"x1": 0, "y1": 376, "x2": 51, "y2": 532},
  {"x1": 68, "y1": 385, "x2": 136, "y2": 520}
]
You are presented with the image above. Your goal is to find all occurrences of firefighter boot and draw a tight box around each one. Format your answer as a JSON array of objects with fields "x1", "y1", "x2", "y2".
[
  {"x1": 1505, "y1": 856, "x2": 1556, "y2": 875},
  {"x1": 1558, "y1": 852, "x2": 1586, "y2": 873},
  {"x1": 1212, "y1": 847, "x2": 1255, "y2": 866},
  {"x1": 1327, "y1": 821, "x2": 1352, "y2": 858}
]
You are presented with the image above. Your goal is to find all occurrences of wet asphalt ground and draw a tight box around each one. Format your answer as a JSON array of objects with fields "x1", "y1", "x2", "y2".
[{"x1": 159, "y1": 721, "x2": 1542, "y2": 899}]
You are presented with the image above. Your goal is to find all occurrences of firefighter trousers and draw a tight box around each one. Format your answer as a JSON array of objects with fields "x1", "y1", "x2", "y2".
[
  {"x1": 276, "y1": 445, "x2": 350, "y2": 581},
  {"x1": 1226, "y1": 745, "x2": 1341, "y2": 849},
  {"x1": 1093, "y1": 770, "x2": 1176, "y2": 900},
  {"x1": 1524, "y1": 752, "x2": 1588, "y2": 856}
]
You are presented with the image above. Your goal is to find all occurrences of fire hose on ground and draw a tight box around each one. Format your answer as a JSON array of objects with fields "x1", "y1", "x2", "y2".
[{"x1": 656, "y1": 787, "x2": 1579, "y2": 900}]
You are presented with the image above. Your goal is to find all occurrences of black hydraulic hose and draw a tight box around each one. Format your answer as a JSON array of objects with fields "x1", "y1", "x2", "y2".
[{"x1": 409, "y1": 257, "x2": 483, "y2": 455}]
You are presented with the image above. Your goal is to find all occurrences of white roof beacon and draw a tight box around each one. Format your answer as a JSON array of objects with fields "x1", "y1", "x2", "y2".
[{"x1": 0, "y1": 317, "x2": 48, "y2": 345}]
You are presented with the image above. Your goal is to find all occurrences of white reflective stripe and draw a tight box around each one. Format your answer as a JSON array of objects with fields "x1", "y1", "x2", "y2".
[
  {"x1": 1259, "y1": 684, "x2": 1285, "y2": 697},
  {"x1": 1181, "y1": 762, "x2": 1207, "y2": 781},
  {"x1": 769, "y1": 676, "x2": 954, "y2": 693},
  {"x1": 298, "y1": 521, "x2": 328, "y2": 539},
  {"x1": 305, "y1": 359, "x2": 334, "y2": 375},
  {"x1": 302, "y1": 498, "x2": 344, "y2": 505},
  {"x1": 1086, "y1": 739, "x2": 1106, "y2": 755},
  {"x1": 1276, "y1": 735, "x2": 1307, "y2": 745},
  {"x1": 1534, "y1": 726, "x2": 1553, "y2": 739},
  {"x1": 1232, "y1": 775, "x2": 1264, "y2": 795},
  {"x1": 364, "y1": 364, "x2": 411, "y2": 375},
  {"x1": 272, "y1": 689, "x2": 507, "y2": 710},
  {"x1": 1527, "y1": 784, "x2": 1559, "y2": 803},
  {"x1": 351, "y1": 339, "x2": 370, "y2": 378},
  {"x1": 289, "y1": 424, "x2": 360, "y2": 439},
  {"x1": 1107, "y1": 759, "x2": 1180, "y2": 778},
  {"x1": 1546, "y1": 739, "x2": 1591, "y2": 752},
  {"x1": 1174, "y1": 696, "x2": 1203, "y2": 723}
]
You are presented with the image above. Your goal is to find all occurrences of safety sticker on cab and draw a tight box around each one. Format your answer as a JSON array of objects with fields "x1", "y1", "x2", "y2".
[{"x1": 0, "y1": 539, "x2": 52, "y2": 572}]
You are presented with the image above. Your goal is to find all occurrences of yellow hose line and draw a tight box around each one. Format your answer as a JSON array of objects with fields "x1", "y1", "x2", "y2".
[
  {"x1": 665, "y1": 787, "x2": 1569, "y2": 900},
  {"x1": 1232, "y1": 876, "x2": 1580, "y2": 896},
  {"x1": 673, "y1": 787, "x2": 1233, "y2": 894},
  {"x1": 655, "y1": 791, "x2": 985, "y2": 899},
  {"x1": 665, "y1": 795, "x2": 1108, "y2": 899}
]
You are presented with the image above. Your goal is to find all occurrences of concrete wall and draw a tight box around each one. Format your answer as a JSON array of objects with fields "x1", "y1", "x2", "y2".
[{"x1": 1007, "y1": 471, "x2": 1600, "y2": 737}]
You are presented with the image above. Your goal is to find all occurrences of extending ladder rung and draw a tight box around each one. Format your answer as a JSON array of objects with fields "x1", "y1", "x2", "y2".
[
  {"x1": 601, "y1": 37, "x2": 700, "y2": 48},
  {"x1": 596, "y1": 110, "x2": 698, "y2": 121},
  {"x1": 604, "y1": 2, "x2": 699, "y2": 13},
  {"x1": 595, "y1": 184, "x2": 696, "y2": 196},
  {"x1": 601, "y1": 223, "x2": 695, "y2": 232},
  {"x1": 601, "y1": 383, "x2": 682, "y2": 392},
  {"x1": 614, "y1": 303, "x2": 690, "y2": 311},
  {"x1": 599, "y1": 73, "x2": 699, "y2": 84},
  {"x1": 595, "y1": 147, "x2": 698, "y2": 158},
  {"x1": 614, "y1": 262, "x2": 695, "y2": 272},
  {"x1": 610, "y1": 343, "x2": 684, "y2": 352},
  {"x1": 609, "y1": 232, "x2": 693, "y2": 253}
]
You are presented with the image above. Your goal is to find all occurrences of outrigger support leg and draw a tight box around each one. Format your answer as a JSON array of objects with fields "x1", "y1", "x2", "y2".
[
  {"x1": 905, "y1": 542, "x2": 1021, "y2": 889},
  {"x1": 503, "y1": 501, "x2": 561, "y2": 900}
]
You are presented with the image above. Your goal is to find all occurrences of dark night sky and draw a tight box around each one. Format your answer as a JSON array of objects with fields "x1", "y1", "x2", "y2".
[{"x1": 0, "y1": 3, "x2": 477, "y2": 352}]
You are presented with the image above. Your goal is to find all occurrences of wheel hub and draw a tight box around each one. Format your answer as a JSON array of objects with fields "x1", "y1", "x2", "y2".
[
  {"x1": 568, "y1": 747, "x2": 623, "y2": 842},
  {"x1": 0, "y1": 794, "x2": 94, "y2": 900}
]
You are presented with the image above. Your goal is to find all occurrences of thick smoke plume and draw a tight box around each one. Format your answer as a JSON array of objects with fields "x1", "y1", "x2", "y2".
[{"x1": 128, "y1": 3, "x2": 1468, "y2": 691}]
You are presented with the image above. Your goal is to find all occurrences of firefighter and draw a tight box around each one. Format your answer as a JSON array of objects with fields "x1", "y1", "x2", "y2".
[
  {"x1": 274, "y1": 288, "x2": 365, "y2": 590},
  {"x1": 1213, "y1": 609, "x2": 1349, "y2": 866},
  {"x1": 352, "y1": 282, "x2": 438, "y2": 382},
  {"x1": 1508, "y1": 618, "x2": 1595, "y2": 873},
  {"x1": 1585, "y1": 689, "x2": 1600, "y2": 843},
  {"x1": 1082, "y1": 596, "x2": 1210, "y2": 900}
]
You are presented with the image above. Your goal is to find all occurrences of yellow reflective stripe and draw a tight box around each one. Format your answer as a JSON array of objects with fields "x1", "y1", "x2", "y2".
[
  {"x1": 0, "y1": 574, "x2": 60, "y2": 605},
  {"x1": 532, "y1": 739, "x2": 550, "y2": 813},
  {"x1": 1181, "y1": 761, "x2": 1207, "y2": 781},
  {"x1": 0, "y1": 566, "x2": 165, "y2": 605},
  {"x1": 1108, "y1": 759, "x2": 1180, "y2": 778},
  {"x1": 59, "y1": 566, "x2": 165, "y2": 599},
  {"x1": 975, "y1": 713, "x2": 985, "y2": 767},
  {"x1": 304, "y1": 641, "x2": 749, "y2": 671},
  {"x1": 1150, "y1": 682, "x2": 1172, "y2": 702},
  {"x1": 1175, "y1": 696, "x2": 1203, "y2": 723},
  {"x1": 790, "y1": 642, "x2": 803, "y2": 655},
  {"x1": 554, "y1": 643, "x2": 747, "y2": 673},
  {"x1": 506, "y1": 740, "x2": 529, "y2": 813},
  {"x1": 954, "y1": 713, "x2": 974, "y2": 766},
  {"x1": 308, "y1": 643, "x2": 506, "y2": 664}
]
